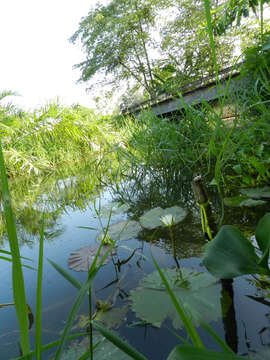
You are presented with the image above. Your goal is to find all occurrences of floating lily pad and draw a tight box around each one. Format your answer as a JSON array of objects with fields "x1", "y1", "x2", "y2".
[
  {"x1": 130, "y1": 268, "x2": 223, "y2": 329},
  {"x1": 68, "y1": 245, "x2": 116, "y2": 271},
  {"x1": 95, "y1": 304, "x2": 129, "y2": 329},
  {"x1": 55, "y1": 334, "x2": 130, "y2": 360},
  {"x1": 98, "y1": 202, "x2": 130, "y2": 218},
  {"x1": 240, "y1": 187, "x2": 270, "y2": 199},
  {"x1": 224, "y1": 196, "x2": 266, "y2": 207},
  {"x1": 248, "y1": 345, "x2": 270, "y2": 360},
  {"x1": 139, "y1": 206, "x2": 187, "y2": 230},
  {"x1": 97, "y1": 220, "x2": 142, "y2": 242}
]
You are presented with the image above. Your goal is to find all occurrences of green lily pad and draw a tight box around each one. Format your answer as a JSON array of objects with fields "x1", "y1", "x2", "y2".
[
  {"x1": 224, "y1": 196, "x2": 266, "y2": 207},
  {"x1": 95, "y1": 304, "x2": 129, "y2": 329},
  {"x1": 54, "y1": 334, "x2": 130, "y2": 360},
  {"x1": 130, "y1": 268, "x2": 223, "y2": 329},
  {"x1": 139, "y1": 206, "x2": 187, "y2": 230},
  {"x1": 240, "y1": 187, "x2": 270, "y2": 199},
  {"x1": 98, "y1": 202, "x2": 130, "y2": 218},
  {"x1": 97, "y1": 220, "x2": 142, "y2": 242},
  {"x1": 248, "y1": 345, "x2": 270, "y2": 360}
]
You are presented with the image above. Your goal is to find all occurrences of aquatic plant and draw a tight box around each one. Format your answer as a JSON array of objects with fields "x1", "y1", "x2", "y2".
[{"x1": 203, "y1": 212, "x2": 270, "y2": 279}]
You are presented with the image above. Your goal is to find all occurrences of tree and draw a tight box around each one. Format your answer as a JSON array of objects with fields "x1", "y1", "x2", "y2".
[
  {"x1": 160, "y1": 0, "x2": 236, "y2": 84},
  {"x1": 70, "y1": 0, "x2": 167, "y2": 99},
  {"x1": 213, "y1": 0, "x2": 270, "y2": 35}
]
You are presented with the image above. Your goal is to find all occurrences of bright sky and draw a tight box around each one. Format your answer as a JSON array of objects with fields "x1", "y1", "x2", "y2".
[{"x1": 0, "y1": 0, "x2": 97, "y2": 111}]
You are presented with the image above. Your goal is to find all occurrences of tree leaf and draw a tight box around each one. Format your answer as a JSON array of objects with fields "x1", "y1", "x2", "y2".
[{"x1": 203, "y1": 225, "x2": 268, "y2": 279}]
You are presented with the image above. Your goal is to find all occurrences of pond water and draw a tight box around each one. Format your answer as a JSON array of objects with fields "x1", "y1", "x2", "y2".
[{"x1": 0, "y1": 174, "x2": 270, "y2": 359}]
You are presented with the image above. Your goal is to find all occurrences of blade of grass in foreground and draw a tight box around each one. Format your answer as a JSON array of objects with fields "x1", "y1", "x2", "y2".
[
  {"x1": 35, "y1": 220, "x2": 44, "y2": 360},
  {"x1": 0, "y1": 140, "x2": 30, "y2": 355},
  {"x1": 47, "y1": 258, "x2": 82, "y2": 291},
  {"x1": 151, "y1": 254, "x2": 204, "y2": 349}
]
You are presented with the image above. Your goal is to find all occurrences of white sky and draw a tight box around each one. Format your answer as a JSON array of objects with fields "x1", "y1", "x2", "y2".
[{"x1": 0, "y1": 0, "x2": 98, "y2": 111}]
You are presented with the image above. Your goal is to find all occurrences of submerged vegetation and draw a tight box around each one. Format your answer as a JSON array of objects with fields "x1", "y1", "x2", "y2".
[{"x1": 1, "y1": 0, "x2": 270, "y2": 359}]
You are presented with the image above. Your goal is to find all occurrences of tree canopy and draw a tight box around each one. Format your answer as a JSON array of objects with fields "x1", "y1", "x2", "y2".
[{"x1": 71, "y1": 0, "x2": 270, "y2": 105}]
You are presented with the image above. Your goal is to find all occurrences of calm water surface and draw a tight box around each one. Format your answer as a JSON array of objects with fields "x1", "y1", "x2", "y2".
[{"x1": 0, "y1": 177, "x2": 270, "y2": 359}]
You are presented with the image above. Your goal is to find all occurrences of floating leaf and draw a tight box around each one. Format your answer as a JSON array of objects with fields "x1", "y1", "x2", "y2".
[
  {"x1": 97, "y1": 220, "x2": 142, "y2": 242},
  {"x1": 98, "y1": 202, "x2": 130, "y2": 218},
  {"x1": 240, "y1": 187, "x2": 270, "y2": 199},
  {"x1": 248, "y1": 345, "x2": 270, "y2": 360},
  {"x1": 224, "y1": 196, "x2": 266, "y2": 207},
  {"x1": 139, "y1": 206, "x2": 187, "y2": 230},
  {"x1": 95, "y1": 304, "x2": 129, "y2": 329},
  {"x1": 57, "y1": 334, "x2": 130, "y2": 360},
  {"x1": 167, "y1": 345, "x2": 244, "y2": 360},
  {"x1": 203, "y1": 225, "x2": 268, "y2": 279},
  {"x1": 130, "y1": 268, "x2": 222, "y2": 329},
  {"x1": 68, "y1": 245, "x2": 116, "y2": 271}
]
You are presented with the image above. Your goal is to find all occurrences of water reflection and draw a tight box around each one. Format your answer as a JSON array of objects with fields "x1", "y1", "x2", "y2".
[{"x1": 1, "y1": 164, "x2": 270, "y2": 358}]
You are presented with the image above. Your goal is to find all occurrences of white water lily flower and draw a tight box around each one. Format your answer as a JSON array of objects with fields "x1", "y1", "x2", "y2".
[{"x1": 160, "y1": 214, "x2": 175, "y2": 227}]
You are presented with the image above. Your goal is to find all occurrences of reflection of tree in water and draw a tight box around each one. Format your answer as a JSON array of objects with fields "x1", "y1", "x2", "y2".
[
  {"x1": 110, "y1": 165, "x2": 194, "y2": 216},
  {"x1": 0, "y1": 167, "x2": 102, "y2": 247}
]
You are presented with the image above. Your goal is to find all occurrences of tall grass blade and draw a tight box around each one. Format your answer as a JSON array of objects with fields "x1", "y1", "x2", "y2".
[
  {"x1": 151, "y1": 254, "x2": 204, "y2": 348},
  {"x1": 0, "y1": 140, "x2": 30, "y2": 355},
  {"x1": 200, "y1": 321, "x2": 234, "y2": 354},
  {"x1": 47, "y1": 258, "x2": 82, "y2": 290},
  {"x1": 35, "y1": 220, "x2": 44, "y2": 360},
  {"x1": 53, "y1": 270, "x2": 98, "y2": 360},
  {"x1": 93, "y1": 321, "x2": 147, "y2": 360}
]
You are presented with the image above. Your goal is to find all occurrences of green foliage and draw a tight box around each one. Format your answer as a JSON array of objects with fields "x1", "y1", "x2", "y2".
[
  {"x1": 203, "y1": 213, "x2": 270, "y2": 278},
  {"x1": 130, "y1": 268, "x2": 224, "y2": 329},
  {"x1": 0, "y1": 140, "x2": 30, "y2": 355},
  {"x1": 213, "y1": 0, "x2": 270, "y2": 35},
  {"x1": 70, "y1": 0, "x2": 166, "y2": 98},
  {"x1": 139, "y1": 206, "x2": 187, "y2": 229}
]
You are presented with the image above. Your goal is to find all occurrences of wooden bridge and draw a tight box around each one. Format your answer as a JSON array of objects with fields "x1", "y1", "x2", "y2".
[{"x1": 122, "y1": 64, "x2": 250, "y2": 118}]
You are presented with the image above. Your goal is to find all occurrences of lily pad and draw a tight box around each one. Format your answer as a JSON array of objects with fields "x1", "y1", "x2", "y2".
[
  {"x1": 224, "y1": 196, "x2": 266, "y2": 207},
  {"x1": 240, "y1": 187, "x2": 270, "y2": 199},
  {"x1": 97, "y1": 220, "x2": 142, "y2": 242},
  {"x1": 68, "y1": 245, "x2": 116, "y2": 271},
  {"x1": 95, "y1": 304, "x2": 129, "y2": 329},
  {"x1": 130, "y1": 268, "x2": 223, "y2": 329},
  {"x1": 98, "y1": 202, "x2": 130, "y2": 218},
  {"x1": 139, "y1": 206, "x2": 187, "y2": 230},
  {"x1": 55, "y1": 334, "x2": 130, "y2": 360}
]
